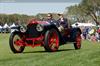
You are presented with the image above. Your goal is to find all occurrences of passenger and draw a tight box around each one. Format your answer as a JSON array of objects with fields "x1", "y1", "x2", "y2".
[{"x1": 57, "y1": 14, "x2": 68, "y2": 32}]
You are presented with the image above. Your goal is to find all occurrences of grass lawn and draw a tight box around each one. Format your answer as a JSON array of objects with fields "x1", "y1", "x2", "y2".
[{"x1": 0, "y1": 33, "x2": 100, "y2": 66}]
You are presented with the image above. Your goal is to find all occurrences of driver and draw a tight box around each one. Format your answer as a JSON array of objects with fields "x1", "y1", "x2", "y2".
[{"x1": 46, "y1": 13, "x2": 59, "y2": 27}]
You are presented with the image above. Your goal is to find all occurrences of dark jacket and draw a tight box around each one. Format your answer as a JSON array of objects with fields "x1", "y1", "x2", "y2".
[
  {"x1": 47, "y1": 19, "x2": 59, "y2": 27},
  {"x1": 57, "y1": 18, "x2": 68, "y2": 28}
]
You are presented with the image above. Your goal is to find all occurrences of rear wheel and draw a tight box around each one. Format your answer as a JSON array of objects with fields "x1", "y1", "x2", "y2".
[
  {"x1": 9, "y1": 32, "x2": 25, "y2": 53},
  {"x1": 74, "y1": 31, "x2": 81, "y2": 49},
  {"x1": 44, "y1": 29, "x2": 60, "y2": 52}
]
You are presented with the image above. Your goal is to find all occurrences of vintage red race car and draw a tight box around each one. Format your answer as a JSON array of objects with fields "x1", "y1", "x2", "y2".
[{"x1": 9, "y1": 19, "x2": 82, "y2": 53}]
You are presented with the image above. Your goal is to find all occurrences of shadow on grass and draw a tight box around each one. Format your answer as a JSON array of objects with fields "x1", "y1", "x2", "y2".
[{"x1": 23, "y1": 49, "x2": 74, "y2": 54}]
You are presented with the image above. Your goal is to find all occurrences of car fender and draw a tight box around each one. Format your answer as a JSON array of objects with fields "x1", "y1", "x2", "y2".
[{"x1": 70, "y1": 27, "x2": 81, "y2": 41}]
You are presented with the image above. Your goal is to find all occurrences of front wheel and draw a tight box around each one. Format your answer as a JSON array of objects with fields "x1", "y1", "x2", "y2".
[
  {"x1": 9, "y1": 32, "x2": 25, "y2": 53},
  {"x1": 44, "y1": 29, "x2": 60, "y2": 52},
  {"x1": 74, "y1": 31, "x2": 81, "y2": 49}
]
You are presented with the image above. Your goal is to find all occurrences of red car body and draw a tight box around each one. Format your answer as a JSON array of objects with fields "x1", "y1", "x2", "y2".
[{"x1": 9, "y1": 19, "x2": 82, "y2": 53}]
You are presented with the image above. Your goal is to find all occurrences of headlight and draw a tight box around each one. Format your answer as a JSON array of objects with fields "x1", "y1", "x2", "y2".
[
  {"x1": 20, "y1": 26, "x2": 26, "y2": 32},
  {"x1": 36, "y1": 24, "x2": 44, "y2": 32}
]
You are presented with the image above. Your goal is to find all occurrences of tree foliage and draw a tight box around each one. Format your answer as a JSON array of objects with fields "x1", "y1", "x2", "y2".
[
  {"x1": 0, "y1": 14, "x2": 34, "y2": 25},
  {"x1": 66, "y1": 0, "x2": 100, "y2": 25}
]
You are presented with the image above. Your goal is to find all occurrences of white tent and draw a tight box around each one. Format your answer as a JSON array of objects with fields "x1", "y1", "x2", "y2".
[
  {"x1": 72, "y1": 23, "x2": 96, "y2": 27},
  {"x1": 10, "y1": 23, "x2": 18, "y2": 33},
  {"x1": 10, "y1": 23, "x2": 16, "y2": 28},
  {"x1": 3, "y1": 23, "x2": 9, "y2": 28},
  {"x1": 0, "y1": 25, "x2": 2, "y2": 29}
]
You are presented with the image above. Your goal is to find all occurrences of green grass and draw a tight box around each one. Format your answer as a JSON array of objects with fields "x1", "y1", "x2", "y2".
[{"x1": 0, "y1": 34, "x2": 100, "y2": 66}]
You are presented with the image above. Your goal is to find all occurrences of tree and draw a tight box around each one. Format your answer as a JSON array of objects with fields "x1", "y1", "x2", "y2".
[
  {"x1": 0, "y1": 14, "x2": 34, "y2": 25},
  {"x1": 65, "y1": 5, "x2": 87, "y2": 23},
  {"x1": 80, "y1": 0, "x2": 100, "y2": 25},
  {"x1": 66, "y1": 0, "x2": 100, "y2": 25}
]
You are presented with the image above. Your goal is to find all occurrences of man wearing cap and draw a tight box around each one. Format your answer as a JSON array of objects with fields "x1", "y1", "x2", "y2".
[{"x1": 57, "y1": 14, "x2": 68, "y2": 32}]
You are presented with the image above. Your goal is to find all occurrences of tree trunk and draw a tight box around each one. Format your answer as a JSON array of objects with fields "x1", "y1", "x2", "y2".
[{"x1": 90, "y1": 11, "x2": 100, "y2": 25}]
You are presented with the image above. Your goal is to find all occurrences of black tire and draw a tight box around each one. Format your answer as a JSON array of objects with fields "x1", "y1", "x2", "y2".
[
  {"x1": 44, "y1": 29, "x2": 60, "y2": 52},
  {"x1": 9, "y1": 32, "x2": 25, "y2": 53},
  {"x1": 74, "y1": 31, "x2": 81, "y2": 49}
]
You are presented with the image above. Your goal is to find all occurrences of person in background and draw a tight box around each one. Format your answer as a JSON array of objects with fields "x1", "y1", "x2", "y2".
[
  {"x1": 91, "y1": 34, "x2": 96, "y2": 42},
  {"x1": 82, "y1": 28, "x2": 87, "y2": 40},
  {"x1": 97, "y1": 27, "x2": 100, "y2": 42}
]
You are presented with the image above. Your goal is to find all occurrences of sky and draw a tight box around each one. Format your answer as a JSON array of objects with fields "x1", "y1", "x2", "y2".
[
  {"x1": 0, "y1": 0, "x2": 82, "y2": 3},
  {"x1": 0, "y1": 0, "x2": 81, "y2": 15}
]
